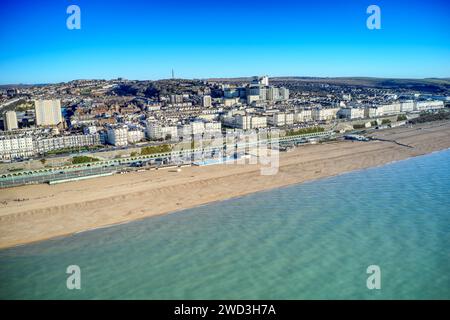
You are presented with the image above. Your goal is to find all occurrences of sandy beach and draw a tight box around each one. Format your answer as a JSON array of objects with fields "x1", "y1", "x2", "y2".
[{"x1": 0, "y1": 121, "x2": 449, "y2": 249}]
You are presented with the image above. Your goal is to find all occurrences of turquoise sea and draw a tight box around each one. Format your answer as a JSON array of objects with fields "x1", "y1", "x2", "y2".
[{"x1": 0, "y1": 149, "x2": 449, "y2": 300}]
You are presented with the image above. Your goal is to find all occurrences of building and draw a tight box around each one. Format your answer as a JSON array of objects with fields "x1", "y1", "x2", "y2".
[
  {"x1": 147, "y1": 122, "x2": 178, "y2": 140},
  {"x1": 190, "y1": 121, "x2": 205, "y2": 136},
  {"x1": 34, "y1": 99, "x2": 63, "y2": 126},
  {"x1": 342, "y1": 94, "x2": 352, "y2": 101},
  {"x1": 338, "y1": 107, "x2": 365, "y2": 120},
  {"x1": 0, "y1": 132, "x2": 101, "y2": 159},
  {"x1": 258, "y1": 87, "x2": 268, "y2": 101},
  {"x1": 251, "y1": 76, "x2": 269, "y2": 86},
  {"x1": 382, "y1": 103, "x2": 401, "y2": 115},
  {"x1": 127, "y1": 129, "x2": 145, "y2": 144},
  {"x1": 224, "y1": 88, "x2": 239, "y2": 99},
  {"x1": 364, "y1": 106, "x2": 384, "y2": 118},
  {"x1": 202, "y1": 95, "x2": 212, "y2": 108},
  {"x1": 270, "y1": 113, "x2": 295, "y2": 126},
  {"x1": 247, "y1": 95, "x2": 260, "y2": 105},
  {"x1": 260, "y1": 76, "x2": 269, "y2": 86},
  {"x1": 251, "y1": 116, "x2": 267, "y2": 129},
  {"x1": 34, "y1": 134, "x2": 100, "y2": 154},
  {"x1": 0, "y1": 135, "x2": 34, "y2": 160},
  {"x1": 400, "y1": 101, "x2": 415, "y2": 113},
  {"x1": 83, "y1": 126, "x2": 97, "y2": 135},
  {"x1": 177, "y1": 124, "x2": 193, "y2": 137},
  {"x1": 175, "y1": 121, "x2": 221, "y2": 137},
  {"x1": 235, "y1": 115, "x2": 251, "y2": 130},
  {"x1": 169, "y1": 94, "x2": 183, "y2": 104},
  {"x1": 312, "y1": 107, "x2": 339, "y2": 121},
  {"x1": 279, "y1": 87, "x2": 290, "y2": 100},
  {"x1": 3, "y1": 111, "x2": 18, "y2": 131},
  {"x1": 204, "y1": 121, "x2": 222, "y2": 133},
  {"x1": 107, "y1": 127, "x2": 128, "y2": 146},
  {"x1": 414, "y1": 100, "x2": 444, "y2": 111},
  {"x1": 235, "y1": 115, "x2": 267, "y2": 130},
  {"x1": 267, "y1": 87, "x2": 279, "y2": 101},
  {"x1": 224, "y1": 97, "x2": 240, "y2": 107},
  {"x1": 295, "y1": 109, "x2": 313, "y2": 123},
  {"x1": 248, "y1": 86, "x2": 261, "y2": 97}
]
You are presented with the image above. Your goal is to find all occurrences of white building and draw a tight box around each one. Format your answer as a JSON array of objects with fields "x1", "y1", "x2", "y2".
[
  {"x1": 260, "y1": 76, "x2": 269, "y2": 86},
  {"x1": 267, "y1": 87, "x2": 279, "y2": 101},
  {"x1": 178, "y1": 121, "x2": 222, "y2": 137},
  {"x1": 295, "y1": 109, "x2": 313, "y2": 123},
  {"x1": 169, "y1": 94, "x2": 183, "y2": 104},
  {"x1": 342, "y1": 94, "x2": 352, "y2": 101},
  {"x1": 127, "y1": 129, "x2": 145, "y2": 144},
  {"x1": 235, "y1": 115, "x2": 267, "y2": 130},
  {"x1": 271, "y1": 113, "x2": 294, "y2": 126},
  {"x1": 250, "y1": 116, "x2": 267, "y2": 129},
  {"x1": 147, "y1": 122, "x2": 178, "y2": 140},
  {"x1": 34, "y1": 99, "x2": 63, "y2": 126},
  {"x1": 34, "y1": 134, "x2": 100, "y2": 154},
  {"x1": 259, "y1": 87, "x2": 268, "y2": 101},
  {"x1": 0, "y1": 136, "x2": 34, "y2": 160},
  {"x1": 279, "y1": 87, "x2": 290, "y2": 100},
  {"x1": 191, "y1": 121, "x2": 205, "y2": 135},
  {"x1": 204, "y1": 122, "x2": 222, "y2": 133},
  {"x1": 146, "y1": 103, "x2": 162, "y2": 111},
  {"x1": 247, "y1": 95, "x2": 260, "y2": 105},
  {"x1": 224, "y1": 97, "x2": 240, "y2": 107},
  {"x1": 107, "y1": 127, "x2": 128, "y2": 146},
  {"x1": 252, "y1": 76, "x2": 269, "y2": 86},
  {"x1": 400, "y1": 101, "x2": 415, "y2": 113},
  {"x1": 339, "y1": 107, "x2": 365, "y2": 120},
  {"x1": 3, "y1": 111, "x2": 18, "y2": 131},
  {"x1": 364, "y1": 106, "x2": 384, "y2": 118},
  {"x1": 382, "y1": 103, "x2": 401, "y2": 115},
  {"x1": 0, "y1": 132, "x2": 100, "y2": 159},
  {"x1": 202, "y1": 95, "x2": 212, "y2": 108},
  {"x1": 312, "y1": 108, "x2": 339, "y2": 121},
  {"x1": 177, "y1": 124, "x2": 193, "y2": 137},
  {"x1": 414, "y1": 100, "x2": 444, "y2": 111},
  {"x1": 235, "y1": 115, "x2": 251, "y2": 130}
]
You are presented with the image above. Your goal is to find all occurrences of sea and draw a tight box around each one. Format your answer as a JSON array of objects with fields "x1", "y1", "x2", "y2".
[{"x1": 0, "y1": 149, "x2": 449, "y2": 300}]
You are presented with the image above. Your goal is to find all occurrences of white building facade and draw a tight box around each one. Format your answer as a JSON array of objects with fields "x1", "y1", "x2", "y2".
[
  {"x1": 34, "y1": 99, "x2": 63, "y2": 126},
  {"x1": 107, "y1": 127, "x2": 128, "y2": 146},
  {"x1": 0, "y1": 136, "x2": 34, "y2": 160},
  {"x1": 3, "y1": 111, "x2": 18, "y2": 131}
]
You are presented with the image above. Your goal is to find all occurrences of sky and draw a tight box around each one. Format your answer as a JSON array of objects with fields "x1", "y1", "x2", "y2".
[{"x1": 0, "y1": 0, "x2": 449, "y2": 84}]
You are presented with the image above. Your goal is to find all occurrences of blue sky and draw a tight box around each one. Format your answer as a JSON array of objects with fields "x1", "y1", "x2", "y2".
[{"x1": 0, "y1": 0, "x2": 449, "y2": 84}]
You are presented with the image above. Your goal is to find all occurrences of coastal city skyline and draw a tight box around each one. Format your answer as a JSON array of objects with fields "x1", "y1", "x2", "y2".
[
  {"x1": 1, "y1": 0, "x2": 450, "y2": 84},
  {"x1": 2, "y1": 75, "x2": 450, "y2": 86},
  {"x1": 1, "y1": 74, "x2": 448, "y2": 209}
]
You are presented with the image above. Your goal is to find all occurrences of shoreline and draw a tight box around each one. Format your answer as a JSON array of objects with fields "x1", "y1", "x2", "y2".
[{"x1": 1, "y1": 121, "x2": 450, "y2": 249}]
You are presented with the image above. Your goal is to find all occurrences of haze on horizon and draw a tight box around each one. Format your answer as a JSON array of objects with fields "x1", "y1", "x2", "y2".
[
  {"x1": 0, "y1": 0, "x2": 449, "y2": 84},
  {"x1": 2, "y1": 76, "x2": 450, "y2": 88}
]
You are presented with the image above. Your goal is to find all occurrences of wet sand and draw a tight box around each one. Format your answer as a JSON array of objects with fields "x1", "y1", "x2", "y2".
[{"x1": 0, "y1": 121, "x2": 449, "y2": 249}]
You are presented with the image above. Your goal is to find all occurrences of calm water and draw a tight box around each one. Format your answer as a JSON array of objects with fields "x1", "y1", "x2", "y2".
[{"x1": 1, "y1": 150, "x2": 449, "y2": 300}]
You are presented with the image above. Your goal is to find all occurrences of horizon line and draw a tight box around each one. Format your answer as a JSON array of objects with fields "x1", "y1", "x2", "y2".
[{"x1": 1, "y1": 75, "x2": 450, "y2": 86}]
